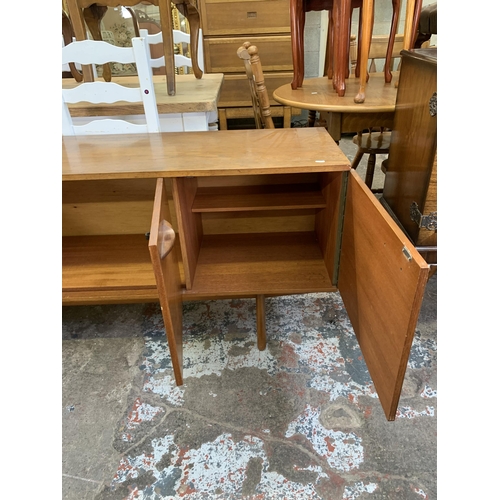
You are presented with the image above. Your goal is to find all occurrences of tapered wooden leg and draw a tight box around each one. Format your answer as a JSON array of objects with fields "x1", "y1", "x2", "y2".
[
  {"x1": 354, "y1": 0, "x2": 374, "y2": 103},
  {"x1": 290, "y1": 0, "x2": 306, "y2": 89},
  {"x1": 327, "y1": 9, "x2": 335, "y2": 79},
  {"x1": 159, "y1": 0, "x2": 176, "y2": 95},
  {"x1": 384, "y1": 0, "x2": 400, "y2": 83},
  {"x1": 284, "y1": 106, "x2": 292, "y2": 127},
  {"x1": 351, "y1": 150, "x2": 364, "y2": 170},
  {"x1": 332, "y1": 0, "x2": 341, "y2": 91},
  {"x1": 256, "y1": 295, "x2": 267, "y2": 351},
  {"x1": 395, "y1": 0, "x2": 421, "y2": 88},
  {"x1": 364, "y1": 153, "x2": 376, "y2": 188},
  {"x1": 65, "y1": 0, "x2": 94, "y2": 82},
  {"x1": 403, "y1": 0, "x2": 416, "y2": 51},
  {"x1": 62, "y1": 12, "x2": 83, "y2": 82},
  {"x1": 83, "y1": 6, "x2": 111, "y2": 82},
  {"x1": 218, "y1": 109, "x2": 228, "y2": 129},
  {"x1": 411, "y1": 0, "x2": 424, "y2": 47},
  {"x1": 176, "y1": 1, "x2": 203, "y2": 79},
  {"x1": 335, "y1": 0, "x2": 350, "y2": 96}
]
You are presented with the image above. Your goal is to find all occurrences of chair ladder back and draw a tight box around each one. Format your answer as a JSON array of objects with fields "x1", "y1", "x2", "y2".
[
  {"x1": 237, "y1": 42, "x2": 262, "y2": 129},
  {"x1": 140, "y1": 28, "x2": 204, "y2": 73},
  {"x1": 131, "y1": 36, "x2": 161, "y2": 132},
  {"x1": 237, "y1": 42, "x2": 274, "y2": 129}
]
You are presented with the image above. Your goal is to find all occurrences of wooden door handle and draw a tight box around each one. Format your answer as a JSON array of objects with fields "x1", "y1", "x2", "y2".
[{"x1": 158, "y1": 220, "x2": 176, "y2": 259}]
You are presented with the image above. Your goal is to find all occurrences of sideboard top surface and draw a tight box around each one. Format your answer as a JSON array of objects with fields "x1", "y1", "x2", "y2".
[{"x1": 62, "y1": 128, "x2": 351, "y2": 180}]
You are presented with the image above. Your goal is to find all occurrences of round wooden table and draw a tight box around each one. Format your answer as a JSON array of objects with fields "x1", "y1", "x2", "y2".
[{"x1": 273, "y1": 73, "x2": 398, "y2": 142}]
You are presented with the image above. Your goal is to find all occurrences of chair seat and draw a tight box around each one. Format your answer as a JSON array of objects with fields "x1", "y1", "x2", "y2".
[
  {"x1": 353, "y1": 131, "x2": 392, "y2": 154},
  {"x1": 351, "y1": 130, "x2": 392, "y2": 191}
]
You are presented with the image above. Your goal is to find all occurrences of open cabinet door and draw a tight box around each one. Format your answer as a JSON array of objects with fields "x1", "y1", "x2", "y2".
[
  {"x1": 338, "y1": 170, "x2": 430, "y2": 421},
  {"x1": 149, "y1": 178, "x2": 184, "y2": 385}
]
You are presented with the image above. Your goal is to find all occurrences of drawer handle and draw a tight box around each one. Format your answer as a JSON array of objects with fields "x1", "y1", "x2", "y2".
[
  {"x1": 158, "y1": 220, "x2": 176, "y2": 259},
  {"x1": 247, "y1": 11, "x2": 257, "y2": 18}
]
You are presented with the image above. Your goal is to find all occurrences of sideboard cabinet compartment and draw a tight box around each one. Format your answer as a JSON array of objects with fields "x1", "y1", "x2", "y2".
[{"x1": 62, "y1": 128, "x2": 430, "y2": 420}]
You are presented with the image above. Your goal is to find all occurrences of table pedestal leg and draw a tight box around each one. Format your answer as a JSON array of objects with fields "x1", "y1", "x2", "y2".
[{"x1": 326, "y1": 112, "x2": 341, "y2": 143}]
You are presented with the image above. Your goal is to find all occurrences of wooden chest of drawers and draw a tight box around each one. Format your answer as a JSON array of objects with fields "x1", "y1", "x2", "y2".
[
  {"x1": 199, "y1": 0, "x2": 291, "y2": 35},
  {"x1": 203, "y1": 35, "x2": 292, "y2": 73},
  {"x1": 198, "y1": 0, "x2": 300, "y2": 127}
]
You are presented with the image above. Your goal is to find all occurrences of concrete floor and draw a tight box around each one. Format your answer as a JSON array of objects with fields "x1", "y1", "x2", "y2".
[{"x1": 62, "y1": 137, "x2": 436, "y2": 500}]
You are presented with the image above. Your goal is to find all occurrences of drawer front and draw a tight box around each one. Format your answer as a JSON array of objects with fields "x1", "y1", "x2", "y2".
[
  {"x1": 218, "y1": 72, "x2": 294, "y2": 107},
  {"x1": 204, "y1": 35, "x2": 293, "y2": 73},
  {"x1": 200, "y1": 0, "x2": 291, "y2": 36}
]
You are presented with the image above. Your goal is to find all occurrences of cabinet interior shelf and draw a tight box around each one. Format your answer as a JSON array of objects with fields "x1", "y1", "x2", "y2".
[
  {"x1": 186, "y1": 231, "x2": 335, "y2": 298},
  {"x1": 191, "y1": 183, "x2": 327, "y2": 212},
  {"x1": 62, "y1": 231, "x2": 336, "y2": 302},
  {"x1": 62, "y1": 234, "x2": 159, "y2": 304}
]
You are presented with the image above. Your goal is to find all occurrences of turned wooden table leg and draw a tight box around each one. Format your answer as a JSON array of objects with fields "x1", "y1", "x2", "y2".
[
  {"x1": 256, "y1": 295, "x2": 267, "y2": 351},
  {"x1": 354, "y1": 0, "x2": 373, "y2": 103},
  {"x1": 364, "y1": 153, "x2": 376, "y2": 188},
  {"x1": 290, "y1": 0, "x2": 306, "y2": 89}
]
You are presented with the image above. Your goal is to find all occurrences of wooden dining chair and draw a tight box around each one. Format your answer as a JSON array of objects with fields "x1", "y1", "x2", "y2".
[
  {"x1": 62, "y1": 37, "x2": 161, "y2": 135},
  {"x1": 139, "y1": 28, "x2": 205, "y2": 75},
  {"x1": 351, "y1": 128, "x2": 391, "y2": 191},
  {"x1": 65, "y1": 0, "x2": 203, "y2": 96},
  {"x1": 237, "y1": 42, "x2": 276, "y2": 129}
]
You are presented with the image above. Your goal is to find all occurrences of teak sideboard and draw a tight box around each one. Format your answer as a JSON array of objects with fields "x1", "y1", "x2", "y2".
[{"x1": 62, "y1": 128, "x2": 429, "y2": 421}]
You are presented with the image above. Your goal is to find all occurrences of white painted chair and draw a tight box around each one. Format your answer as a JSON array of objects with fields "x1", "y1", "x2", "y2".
[
  {"x1": 140, "y1": 28, "x2": 217, "y2": 132},
  {"x1": 62, "y1": 35, "x2": 97, "y2": 80},
  {"x1": 62, "y1": 37, "x2": 160, "y2": 135}
]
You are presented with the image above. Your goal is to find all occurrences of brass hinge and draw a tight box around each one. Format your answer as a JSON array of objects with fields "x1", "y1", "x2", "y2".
[
  {"x1": 410, "y1": 202, "x2": 437, "y2": 230},
  {"x1": 429, "y1": 92, "x2": 437, "y2": 117}
]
